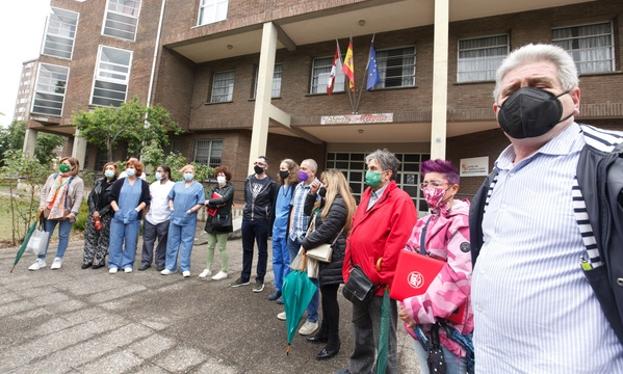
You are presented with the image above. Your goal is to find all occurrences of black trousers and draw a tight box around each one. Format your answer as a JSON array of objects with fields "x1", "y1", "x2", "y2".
[
  {"x1": 241, "y1": 218, "x2": 270, "y2": 282},
  {"x1": 141, "y1": 220, "x2": 169, "y2": 268},
  {"x1": 319, "y1": 283, "x2": 341, "y2": 349}
]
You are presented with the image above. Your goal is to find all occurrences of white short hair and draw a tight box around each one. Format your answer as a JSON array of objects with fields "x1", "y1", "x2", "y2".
[
  {"x1": 493, "y1": 43, "x2": 579, "y2": 100},
  {"x1": 301, "y1": 159, "x2": 318, "y2": 173}
]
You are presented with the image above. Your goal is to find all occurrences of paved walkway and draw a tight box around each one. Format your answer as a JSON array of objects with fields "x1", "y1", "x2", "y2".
[{"x1": 0, "y1": 233, "x2": 421, "y2": 373}]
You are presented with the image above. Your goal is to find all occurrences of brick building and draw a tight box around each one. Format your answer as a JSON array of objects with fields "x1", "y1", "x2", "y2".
[
  {"x1": 22, "y1": 0, "x2": 623, "y2": 211},
  {"x1": 13, "y1": 59, "x2": 39, "y2": 123}
]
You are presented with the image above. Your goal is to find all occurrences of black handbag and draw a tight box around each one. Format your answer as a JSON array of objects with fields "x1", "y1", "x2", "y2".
[{"x1": 342, "y1": 266, "x2": 375, "y2": 305}]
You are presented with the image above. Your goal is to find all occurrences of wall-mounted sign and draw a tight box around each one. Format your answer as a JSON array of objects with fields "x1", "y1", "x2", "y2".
[
  {"x1": 460, "y1": 156, "x2": 489, "y2": 177},
  {"x1": 320, "y1": 113, "x2": 394, "y2": 125}
]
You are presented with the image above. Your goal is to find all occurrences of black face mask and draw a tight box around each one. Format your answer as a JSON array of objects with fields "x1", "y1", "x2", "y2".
[
  {"x1": 318, "y1": 187, "x2": 327, "y2": 198},
  {"x1": 279, "y1": 170, "x2": 290, "y2": 180},
  {"x1": 254, "y1": 165, "x2": 264, "y2": 175},
  {"x1": 497, "y1": 87, "x2": 573, "y2": 139}
]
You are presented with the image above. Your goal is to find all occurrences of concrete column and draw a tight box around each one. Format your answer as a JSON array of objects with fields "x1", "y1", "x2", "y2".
[
  {"x1": 248, "y1": 22, "x2": 278, "y2": 175},
  {"x1": 71, "y1": 129, "x2": 87, "y2": 170},
  {"x1": 22, "y1": 128, "x2": 37, "y2": 158},
  {"x1": 429, "y1": 0, "x2": 449, "y2": 159}
]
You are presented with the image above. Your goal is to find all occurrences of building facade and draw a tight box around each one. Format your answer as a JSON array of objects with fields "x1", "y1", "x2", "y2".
[
  {"x1": 13, "y1": 59, "x2": 39, "y2": 123},
  {"x1": 23, "y1": 0, "x2": 623, "y2": 210}
]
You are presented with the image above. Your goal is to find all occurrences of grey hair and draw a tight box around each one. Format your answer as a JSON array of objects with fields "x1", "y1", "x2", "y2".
[
  {"x1": 365, "y1": 149, "x2": 400, "y2": 180},
  {"x1": 301, "y1": 159, "x2": 318, "y2": 173},
  {"x1": 493, "y1": 43, "x2": 579, "y2": 100}
]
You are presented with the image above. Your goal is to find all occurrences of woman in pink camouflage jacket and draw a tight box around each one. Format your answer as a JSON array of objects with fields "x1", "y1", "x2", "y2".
[{"x1": 398, "y1": 159, "x2": 473, "y2": 374}]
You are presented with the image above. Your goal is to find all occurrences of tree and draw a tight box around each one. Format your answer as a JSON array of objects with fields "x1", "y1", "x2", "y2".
[
  {"x1": 73, "y1": 98, "x2": 182, "y2": 162},
  {"x1": 0, "y1": 120, "x2": 65, "y2": 166}
]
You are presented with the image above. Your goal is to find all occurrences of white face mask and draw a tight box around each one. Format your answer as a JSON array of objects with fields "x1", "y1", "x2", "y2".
[
  {"x1": 125, "y1": 168, "x2": 136, "y2": 177},
  {"x1": 155, "y1": 172, "x2": 162, "y2": 181},
  {"x1": 183, "y1": 173, "x2": 194, "y2": 181},
  {"x1": 217, "y1": 176, "x2": 227, "y2": 185}
]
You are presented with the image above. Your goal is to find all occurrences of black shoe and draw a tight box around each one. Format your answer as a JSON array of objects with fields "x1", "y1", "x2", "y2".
[
  {"x1": 306, "y1": 334, "x2": 328, "y2": 344},
  {"x1": 252, "y1": 280, "x2": 265, "y2": 293},
  {"x1": 139, "y1": 264, "x2": 150, "y2": 271},
  {"x1": 316, "y1": 346, "x2": 340, "y2": 360},
  {"x1": 230, "y1": 277, "x2": 251, "y2": 288},
  {"x1": 267, "y1": 290, "x2": 281, "y2": 301},
  {"x1": 91, "y1": 263, "x2": 105, "y2": 269},
  {"x1": 81, "y1": 263, "x2": 92, "y2": 269}
]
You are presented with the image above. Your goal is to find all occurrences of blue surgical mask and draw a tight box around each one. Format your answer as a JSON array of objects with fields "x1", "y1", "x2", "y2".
[
  {"x1": 104, "y1": 170, "x2": 115, "y2": 179},
  {"x1": 155, "y1": 172, "x2": 162, "y2": 181},
  {"x1": 183, "y1": 173, "x2": 194, "y2": 181},
  {"x1": 125, "y1": 168, "x2": 136, "y2": 177}
]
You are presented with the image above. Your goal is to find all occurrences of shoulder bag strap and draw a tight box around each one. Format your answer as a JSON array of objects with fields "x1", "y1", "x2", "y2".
[{"x1": 419, "y1": 215, "x2": 433, "y2": 255}]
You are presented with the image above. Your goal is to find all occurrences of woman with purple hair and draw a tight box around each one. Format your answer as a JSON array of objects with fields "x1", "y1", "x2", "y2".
[{"x1": 397, "y1": 159, "x2": 474, "y2": 374}]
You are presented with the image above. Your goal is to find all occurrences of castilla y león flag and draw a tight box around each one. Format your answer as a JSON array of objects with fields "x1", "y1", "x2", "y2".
[{"x1": 327, "y1": 40, "x2": 342, "y2": 95}]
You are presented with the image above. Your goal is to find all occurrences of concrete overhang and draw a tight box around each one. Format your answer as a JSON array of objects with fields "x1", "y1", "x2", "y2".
[{"x1": 169, "y1": 0, "x2": 594, "y2": 63}]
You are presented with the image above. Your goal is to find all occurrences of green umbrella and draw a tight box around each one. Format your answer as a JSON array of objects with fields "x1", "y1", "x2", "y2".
[
  {"x1": 282, "y1": 255, "x2": 318, "y2": 354},
  {"x1": 375, "y1": 289, "x2": 390, "y2": 374},
  {"x1": 10, "y1": 222, "x2": 37, "y2": 273}
]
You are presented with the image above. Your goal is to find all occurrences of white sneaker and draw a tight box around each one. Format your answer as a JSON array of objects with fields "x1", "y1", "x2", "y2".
[
  {"x1": 211, "y1": 271, "x2": 228, "y2": 281},
  {"x1": 50, "y1": 257, "x2": 63, "y2": 270},
  {"x1": 160, "y1": 269, "x2": 173, "y2": 275},
  {"x1": 108, "y1": 267, "x2": 118, "y2": 274},
  {"x1": 124, "y1": 267, "x2": 133, "y2": 273},
  {"x1": 298, "y1": 320, "x2": 319, "y2": 336},
  {"x1": 277, "y1": 311, "x2": 287, "y2": 321},
  {"x1": 28, "y1": 259, "x2": 46, "y2": 271},
  {"x1": 182, "y1": 271, "x2": 191, "y2": 278},
  {"x1": 198, "y1": 269, "x2": 212, "y2": 279}
]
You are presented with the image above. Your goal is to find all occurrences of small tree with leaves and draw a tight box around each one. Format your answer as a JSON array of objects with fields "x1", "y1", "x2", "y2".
[{"x1": 73, "y1": 98, "x2": 182, "y2": 162}]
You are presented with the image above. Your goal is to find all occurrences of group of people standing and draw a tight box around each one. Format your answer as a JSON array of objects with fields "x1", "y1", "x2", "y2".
[
  {"x1": 24, "y1": 42, "x2": 623, "y2": 374},
  {"x1": 28, "y1": 158, "x2": 234, "y2": 281}
]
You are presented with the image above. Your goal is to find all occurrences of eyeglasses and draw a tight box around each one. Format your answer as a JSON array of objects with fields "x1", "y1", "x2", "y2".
[{"x1": 419, "y1": 180, "x2": 448, "y2": 190}]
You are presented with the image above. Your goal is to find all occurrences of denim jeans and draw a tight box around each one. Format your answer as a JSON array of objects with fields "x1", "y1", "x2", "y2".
[
  {"x1": 38, "y1": 219, "x2": 73, "y2": 260},
  {"x1": 165, "y1": 221, "x2": 197, "y2": 272},
  {"x1": 108, "y1": 218, "x2": 140, "y2": 269},
  {"x1": 287, "y1": 236, "x2": 318, "y2": 322},
  {"x1": 413, "y1": 337, "x2": 467, "y2": 374}
]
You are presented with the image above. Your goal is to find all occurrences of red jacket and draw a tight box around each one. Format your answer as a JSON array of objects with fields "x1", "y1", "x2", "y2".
[{"x1": 343, "y1": 181, "x2": 417, "y2": 296}]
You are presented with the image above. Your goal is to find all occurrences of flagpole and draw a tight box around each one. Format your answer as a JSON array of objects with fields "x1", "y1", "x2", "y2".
[
  {"x1": 343, "y1": 37, "x2": 356, "y2": 113},
  {"x1": 335, "y1": 38, "x2": 353, "y2": 112},
  {"x1": 354, "y1": 33, "x2": 375, "y2": 113}
]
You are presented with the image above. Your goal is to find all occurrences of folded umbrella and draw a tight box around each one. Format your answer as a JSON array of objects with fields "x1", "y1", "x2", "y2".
[
  {"x1": 282, "y1": 252, "x2": 318, "y2": 353},
  {"x1": 10, "y1": 222, "x2": 37, "y2": 273}
]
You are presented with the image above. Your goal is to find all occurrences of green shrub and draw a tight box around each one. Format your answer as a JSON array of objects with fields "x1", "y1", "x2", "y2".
[{"x1": 73, "y1": 200, "x2": 90, "y2": 232}]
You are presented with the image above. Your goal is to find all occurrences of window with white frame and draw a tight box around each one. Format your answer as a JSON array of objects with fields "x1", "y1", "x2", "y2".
[
  {"x1": 310, "y1": 56, "x2": 345, "y2": 94},
  {"x1": 252, "y1": 64, "x2": 282, "y2": 98},
  {"x1": 552, "y1": 22, "x2": 614, "y2": 74},
  {"x1": 103, "y1": 0, "x2": 141, "y2": 41},
  {"x1": 457, "y1": 35, "x2": 508, "y2": 83},
  {"x1": 194, "y1": 139, "x2": 223, "y2": 167},
  {"x1": 198, "y1": 0, "x2": 228, "y2": 26},
  {"x1": 91, "y1": 46, "x2": 132, "y2": 107},
  {"x1": 375, "y1": 46, "x2": 416, "y2": 88},
  {"x1": 32, "y1": 63, "x2": 69, "y2": 116},
  {"x1": 42, "y1": 8, "x2": 79, "y2": 59},
  {"x1": 210, "y1": 71, "x2": 235, "y2": 103}
]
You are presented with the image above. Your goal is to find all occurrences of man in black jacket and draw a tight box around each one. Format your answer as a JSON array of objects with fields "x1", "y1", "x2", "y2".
[
  {"x1": 469, "y1": 43, "x2": 623, "y2": 373},
  {"x1": 231, "y1": 156, "x2": 278, "y2": 292}
]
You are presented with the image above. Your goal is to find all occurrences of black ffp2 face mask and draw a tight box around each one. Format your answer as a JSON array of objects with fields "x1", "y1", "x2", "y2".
[
  {"x1": 279, "y1": 170, "x2": 290, "y2": 180},
  {"x1": 254, "y1": 165, "x2": 265, "y2": 175},
  {"x1": 497, "y1": 87, "x2": 572, "y2": 139}
]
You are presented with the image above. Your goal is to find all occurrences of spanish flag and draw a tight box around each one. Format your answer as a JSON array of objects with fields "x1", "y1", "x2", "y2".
[{"x1": 342, "y1": 38, "x2": 355, "y2": 92}]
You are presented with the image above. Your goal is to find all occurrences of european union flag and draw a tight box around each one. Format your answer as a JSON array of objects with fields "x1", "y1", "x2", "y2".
[{"x1": 366, "y1": 44, "x2": 380, "y2": 91}]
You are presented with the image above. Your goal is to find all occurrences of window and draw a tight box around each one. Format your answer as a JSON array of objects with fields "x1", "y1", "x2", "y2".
[
  {"x1": 552, "y1": 22, "x2": 614, "y2": 74},
  {"x1": 310, "y1": 56, "x2": 345, "y2": 94},
  {"x1": 198, "y1": 0, "x2": 228, "y2": 26},
  {"x1": 457, "y1": 35, "x2": 508, "y2": 83},
  {"x1": 326, "y1": 152, "x2": 430, "y2": 212},
  {"x1": 102, "y1": 0, "x2": 141, "y2": 41},
  {"x1": 32, "y1": 63, "x2": 69, "y2": 116},
  {"x1": 375, "y1": 46, "x2": 416, "y2": 88},
  {"x1": 42, "y1": 7, "x2": 79, "y2": 59},
  {"x1": 194, "y1": 139, "x2": 223, "y2": 167},
  {"x1": 252, "y1": 64, "x2": 282, "y2": 98},
  {"x1": 210, "y1": 71, "x2": 235, "y2": 103},
  {"x1": 91, "y1": 46, "x2": 132, "y2": 107}
]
